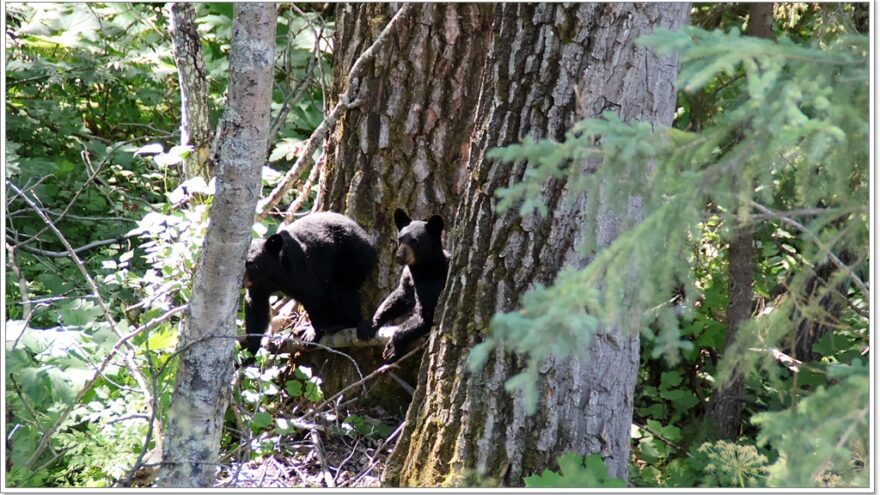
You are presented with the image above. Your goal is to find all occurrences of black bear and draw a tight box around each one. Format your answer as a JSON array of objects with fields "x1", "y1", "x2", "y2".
[
  {"x1": 243, "y1": 212, "x2": 377, "y2": 356},
  {"x1": 357, "y1": 208, "x2": 449, "y2": 362}
]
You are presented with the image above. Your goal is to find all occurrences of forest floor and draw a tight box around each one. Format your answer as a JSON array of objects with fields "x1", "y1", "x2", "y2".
[
  {"x1": 216, "y1": 404, "x2": 402, "y2": 488},
  {"x1": 209, "y1": 306, "x2": 415, "y2": 488}
]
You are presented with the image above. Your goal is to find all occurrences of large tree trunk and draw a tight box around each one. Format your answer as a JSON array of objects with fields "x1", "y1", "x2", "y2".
[
  {"x1": 383, "y1": 3, "x2": 689, "y2": 487},
  {"x1": 299, "y1": 3, "x2": 492, "y2": 402},
  {"x1": 169, "y1": 2, "x2": 213, "y2": 179},
  {"x1": 158, "y1": 4, "x2": 276, "y2": 487},
  {"x1": 325, "y1": 3, "x2": 492, "y2": 302},
  {"x1": 704, "y1": 2, "x2": 772, "y2": 439}
]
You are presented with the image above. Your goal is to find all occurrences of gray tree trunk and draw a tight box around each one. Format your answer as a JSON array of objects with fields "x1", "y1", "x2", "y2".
[
  {"x1": 325, "y1": 3, "x2": 493, "y2": 304},
  {"x1": 169, "y1": 2, "x2": 213, "y2": 179},
  {"x1": 383, "y1": 3, "x2": 689, "y2": 487},
  {"x1": 158, "y1": 4, "x2": 276, "y2": 487},
  {"x1": 293, "y1": 4, "x2": 493, "y2": 402},
  {"x1": 704, "y1": 2, "x2": 772, "y2": 439}
]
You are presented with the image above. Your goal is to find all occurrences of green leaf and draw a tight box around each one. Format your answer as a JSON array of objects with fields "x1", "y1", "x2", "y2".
[
  {"x1": 524, "y1": 452, "x2": 626, "y2": 488},
  {"x1": 285, "y1": 380, "x2": 303, "y2": 398},
  {"x1": 59, "y1": 299, "x2": 103, "y2": 327},
  {"x1": 251, "y1": 411, "x2": 272, "y2": 431}
]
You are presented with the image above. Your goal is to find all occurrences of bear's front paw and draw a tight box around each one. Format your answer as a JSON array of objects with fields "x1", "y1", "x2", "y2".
[
  {"x1": 383, "y1": 337, "x2": 405, "y2": 363},
  {"x1": 356, "y1": 321, "x2": 376, "y2": 341},
  {"x1": 298, "y1": 326, "x2": 317, "y2": 344}
]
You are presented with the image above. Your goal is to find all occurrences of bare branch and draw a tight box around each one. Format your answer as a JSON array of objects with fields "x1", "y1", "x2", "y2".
[
  {"x1": 282, "y1": 151, "x2": 324, "y2": 223},
  {"x1": 6, "y1": 243, "x2": 31, "y2": 316},
  {"x1": 255, "y1": 4, "x2": 415, "y2": 222},
  {"x1": 750, "y1": 200, "x2": 869, "y2": 301},
  {"x1": 8, "y1": 232, "x2": 135, "y2": 258}
]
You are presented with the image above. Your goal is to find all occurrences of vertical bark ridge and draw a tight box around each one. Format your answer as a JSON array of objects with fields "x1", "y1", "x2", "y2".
[
  {"x1": 324, "y1": 3, "x2": 493, "y2": 303},
  {"x1": 386, "y1": 3, "x2": 689, "y2": 486}
]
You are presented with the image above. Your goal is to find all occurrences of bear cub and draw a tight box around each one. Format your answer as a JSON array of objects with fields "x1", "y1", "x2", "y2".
[
  {"x1": 357, "y1": 208, "x2": 449, "y2": 362},
  {"x1": 244, "y1": 212, "x2": 377, "y2": 356}
]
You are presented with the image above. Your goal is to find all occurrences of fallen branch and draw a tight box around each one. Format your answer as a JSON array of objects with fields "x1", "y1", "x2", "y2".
[
  {"x1": 264, "y1": 325, "x2": 399, "y2": 354},
  {"x1": 341, "y1": 422, "x2": 405, "y2": 487},
  {"x1": 301, "y1": 340, "x2": 427, "y2": 424}
]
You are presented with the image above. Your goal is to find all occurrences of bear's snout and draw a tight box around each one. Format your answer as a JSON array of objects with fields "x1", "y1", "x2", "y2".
[{"x1": 396, "y1": 244, "x2": 415, "y2": 265}]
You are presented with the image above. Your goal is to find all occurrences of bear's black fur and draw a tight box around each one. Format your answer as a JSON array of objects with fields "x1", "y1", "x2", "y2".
[
  {"x1": 243, "y1": 212, "x2": 377, "y2": 356},
  {"x1": 357, "y1": 208, "x2": 449, "y2": 361}
]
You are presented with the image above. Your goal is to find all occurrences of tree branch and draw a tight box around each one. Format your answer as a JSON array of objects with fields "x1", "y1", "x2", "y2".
[
  {"x1": 750, "y1": 200, "x2": 869, "y2": 301},
  {"x1": 255, "y1": 3, "x2": 415, "y2": 222},
  {"x1": 7, "y1": 232, "x2": 135, "y2": 258}
]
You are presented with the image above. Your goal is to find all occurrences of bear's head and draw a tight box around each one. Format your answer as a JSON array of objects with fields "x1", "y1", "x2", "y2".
[
  {"x1": 242, "y1": 232, "x2": 286, "y2": 289},
  {"x1": 392, "y1": 208, "x2": 445, "y2": 267}
]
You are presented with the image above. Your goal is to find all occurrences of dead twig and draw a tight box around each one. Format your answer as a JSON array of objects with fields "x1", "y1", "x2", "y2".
[
  {"x1": 255, "y1": 3, "x2": 415, "y2": 222},
  {"x1": 301, "y1": 340, "x2": 426, "y2": 424},
  {"x1": 6, "y1": 242, "x2": 31, "y2": 316},
  {"x1": 341, "y1": 421, "x2": 406, "y2": 487},
  {"x1": 309, "y1": 428, "x2": 335, "y2": 488},
  {"x1": 750, "y1": 200, "x2": 869, "y2": 302},
  {"x1": 9, "y1": 232, "x2": 136, "y2": 258}
]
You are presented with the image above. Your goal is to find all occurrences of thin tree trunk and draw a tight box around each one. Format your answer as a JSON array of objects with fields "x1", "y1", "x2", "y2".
[
  {"x1": 705, "y1": 229, "x2": 753, "y2": 438},
  {"x1": 704, "y1": 2, "x2": 772, "y2": 439},
  {"x1": 383, "y1": 3, "x2": 689, "y2": 487},
  {"x1": 169, "y1": 2, "x2": 213, "y2": 179},
  {"x1": 325, "y1": 3, "x2": 493, "y2": 303},
  {"x1": 158, "y1": 4, "x2": 276, "y2": 487}
]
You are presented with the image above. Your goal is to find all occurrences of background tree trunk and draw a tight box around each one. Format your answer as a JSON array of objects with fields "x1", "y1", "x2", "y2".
[
  {"x1": 704, "y1": 2, "x2": 773, "y2": 439},
  {"x1": 298, "y1": 3, "x2": 492, "y2": 403},
  {"x1": 169, "y1": 2, "x2": 213, "y2": 179},
  {"x1": 383, "y1": 3, "x2": 689, "y2": 487},
  {"x1": 158, "y1": 4, "x2": 276, "y2": 487}
]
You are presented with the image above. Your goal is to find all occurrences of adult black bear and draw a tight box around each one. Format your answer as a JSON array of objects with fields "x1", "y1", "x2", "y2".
[
  {"x1": 357, "y1": 208, "x2": 449, "y2": 362},
  {"x1": 243, "y1": 212, "x2": 377, "y2": 356}
]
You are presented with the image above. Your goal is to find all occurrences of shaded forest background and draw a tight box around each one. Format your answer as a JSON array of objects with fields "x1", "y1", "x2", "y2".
[{"x1": 3, "y1": 2, "x2": 870, "y2": 488}]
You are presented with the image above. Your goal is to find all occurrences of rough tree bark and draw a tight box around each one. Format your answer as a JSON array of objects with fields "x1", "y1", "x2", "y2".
[
  {"x1": 704, "y1": 2, "x2": 772, "y2": 439},
  {"x1": 169, "y1": 2, "x2": 213, "y2": 179},
  {"x1": 324, "y1": 3, "x2": 493, "y2": 303},
  {"x1": 383, "y1": 3, "x2": 689, "y2": 487},
  {"x1": 158, "y1": 4, "x2": 276, "y2": 487},
  {"x1": 293, "y1": 4, "x2": 492, "y2": 401}
]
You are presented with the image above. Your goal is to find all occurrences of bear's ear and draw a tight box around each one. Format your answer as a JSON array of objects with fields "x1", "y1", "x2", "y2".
[
  {"x1": 427, "y1": 215, "x2": 444, "y2": 236},
  {"x1": 394, "y1": 208, "x2": 412, "y2": 231},
  {"x1": 265, "y1": 233, "x2": 285, "y2": 255}
]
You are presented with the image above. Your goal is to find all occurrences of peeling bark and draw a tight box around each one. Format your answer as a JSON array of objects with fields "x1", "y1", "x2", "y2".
[
  {"x1": 158, "y1": 4, "x2": 276, "y2": 487},
  {"x1": 383, "y1": 3, "x2": 689, "y2": 487},
  {"x1": 169, "y1": 3, "x2": 213, "y2": 179}
]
